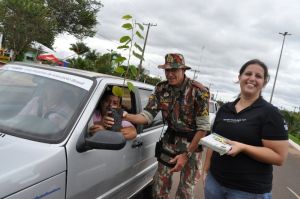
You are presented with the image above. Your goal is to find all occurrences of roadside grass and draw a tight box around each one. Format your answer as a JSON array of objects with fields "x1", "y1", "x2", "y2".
[{"x1": 289, "y1": 134, "x2": 300, "y2": 145}]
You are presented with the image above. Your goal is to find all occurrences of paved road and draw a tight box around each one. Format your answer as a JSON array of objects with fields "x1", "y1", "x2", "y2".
[
  {"x1": 170, "y1": 143, "x2": 300, "y2": 199},
  {"x1": 273, "y1": 145, "x2": 300, "y2": 199}
]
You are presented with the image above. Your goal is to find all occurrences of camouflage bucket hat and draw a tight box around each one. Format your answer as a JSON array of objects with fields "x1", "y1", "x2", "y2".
[{"x1": 158, "y1": 53, "x2": 191, "y2": 70}]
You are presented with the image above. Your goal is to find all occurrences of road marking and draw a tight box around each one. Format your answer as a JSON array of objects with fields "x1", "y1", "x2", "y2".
[{"x1": 287, "y1": 186, "x2": 300, "y2": 199}]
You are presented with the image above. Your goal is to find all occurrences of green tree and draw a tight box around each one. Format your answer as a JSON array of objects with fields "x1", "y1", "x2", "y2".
[
  {"x1": 281, "y1": 110, "x2": 300, "y2": 137},
  {"x1": 69, "y1": 42, "x2": 90, "y2": 57},
  {"x1": 85, "y1": 49, "x2": 99, "y2": 61},
  {"x1": 94, "y1": 53, "x2": 114, "y2": 74},
  {"x1": 0, "y1": 0, "x2": 56, "y2": 60},
  {"x1": 68, "y1": 57, "x2": 95, "y2": 71},
  {"x1": 46, "y1": 0, "x2": 102, "y2": 39},
  {"x1": 67, "y1": 45, "x2": 115, "y2": 75},
  {"x1": 0, "y1": 0, "x2": 102, "y2": 60},
  {"x1": 143, "y1": 75, "x2": 161, "y2": 85}
]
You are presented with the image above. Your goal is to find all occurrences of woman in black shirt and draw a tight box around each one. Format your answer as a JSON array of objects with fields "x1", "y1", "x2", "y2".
[{"x1": 203, "y1": 59, "x2": 288, "y2": 199}]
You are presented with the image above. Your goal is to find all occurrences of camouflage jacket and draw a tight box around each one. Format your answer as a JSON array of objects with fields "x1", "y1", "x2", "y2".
[{"x1": 141, "y1": 77, "x2": 210, "y2": 132}]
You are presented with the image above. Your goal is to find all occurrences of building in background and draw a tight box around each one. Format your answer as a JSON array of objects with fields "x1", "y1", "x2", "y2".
[
  {"x1": 0, "y1": 33, "x2": 10, "y2": 66},
  {"x1": 0, "y1": 33, "x2": 67, "y2": 67}
]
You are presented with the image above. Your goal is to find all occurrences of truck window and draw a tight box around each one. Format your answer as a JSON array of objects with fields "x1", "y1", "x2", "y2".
[
  {"x1": 138, "y1": 88, "x2": 163, "y2": 129},
  {"x1": 89, "y1": 85, "x2": 136, "y2": 131}
]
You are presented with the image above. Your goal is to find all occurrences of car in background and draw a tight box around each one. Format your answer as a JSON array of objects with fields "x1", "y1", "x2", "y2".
[{"x1": 0, "y1": 62, "x2": 163, "y2": 199}]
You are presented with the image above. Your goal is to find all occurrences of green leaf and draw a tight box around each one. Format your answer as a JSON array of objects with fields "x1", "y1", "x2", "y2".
[
  {"x1": 115, "y1": 56, "x2": 126, "y2": 63},
  {"x1": 136, "y1": 31, "x2": 144, "y2": 39},
  {"x1": 133, "y1": 50, "x2": 144, "y2": 60},
  {"x1": 129, "y1": 65, "x2": 138, "y2": 77},
  {"x1": 136, "y1": 23, "x2": 144, "y2": 31},
  {"x1": 122, "y1": 15, "x2": 132, "y2": 20},
  {"x1": 124, "y1": 40, "x2": 131, "y2": 47},
  {"x1": 127, "y1": 82, "x2": 135, "y2": 92},
  {"x1": 120, "y1": 36, "x2": 131, "y2": 43},
  {"x1": 112, "y1": 86, "x2": 124, "y2": 97},
  {"x1": 117, "y1": 45, "x2": 129, "y2": 49},
  {"x1": 134, "y1": 42, "x2": 143, "y2": 52},
  {"x1": 114, "y1": 66, "x2": 125, "y2": 74},
  {"x1": 122, "y1": 23, "x2": 133, "y2": 30}
]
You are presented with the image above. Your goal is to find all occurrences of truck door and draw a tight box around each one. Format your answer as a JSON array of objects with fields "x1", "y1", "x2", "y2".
[{"x1": 65, "y1": 81, "x2": 142, "y2": 199}]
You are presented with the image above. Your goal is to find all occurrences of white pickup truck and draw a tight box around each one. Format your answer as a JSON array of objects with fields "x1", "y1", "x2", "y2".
[
  {"x1": 209, "y1": 100, "x2": 219, "y2": 129},
  {"x1": 0, "y1": 62, "x2": 163, "y2": 199}
]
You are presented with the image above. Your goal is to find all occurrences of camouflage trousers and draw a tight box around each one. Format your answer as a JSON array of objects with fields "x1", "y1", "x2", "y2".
[{"x1": 152, "y1": 136, "x2": 202, "y2": 199}]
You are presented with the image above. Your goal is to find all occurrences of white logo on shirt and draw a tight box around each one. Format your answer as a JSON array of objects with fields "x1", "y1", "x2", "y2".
[{"x1": 223, "y1": 118, "x2": 247, "y2": 123}]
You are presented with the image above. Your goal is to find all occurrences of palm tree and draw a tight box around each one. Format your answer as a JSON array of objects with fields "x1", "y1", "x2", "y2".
[
  {"x1": 69, "y1": 42, "x2": 90, "y2": 58},
  {"x1": 95, "y1": 53, "x2": 114, "y2": 74},
  {"x1": 85, "y1": 49, "x2": 99, "y2": 61}
]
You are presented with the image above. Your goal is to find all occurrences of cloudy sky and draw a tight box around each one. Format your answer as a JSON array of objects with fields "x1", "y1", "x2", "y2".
[{"x1": 54, "y1": 0, "x2": 300, "y2": 111}]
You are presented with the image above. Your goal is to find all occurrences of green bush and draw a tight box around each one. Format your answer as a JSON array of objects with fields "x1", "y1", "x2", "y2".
[{"x1": 289, "y1": 134, "x2": 300, "y2": 145}]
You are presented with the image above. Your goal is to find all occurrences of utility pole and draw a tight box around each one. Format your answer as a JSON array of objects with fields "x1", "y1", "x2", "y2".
[
  {"x1": 190, "y1": 46, "x2": 205, "y2": 80},
  {"x1": 270, "y1": 32, "x2": 291, "y2": 104},
  {"x1": 138, "y1": 23, "x2": 157, "y2": 80},
  {"x1": 215, "y1": 90, "x2": 219, "y2": 100},
  {"x1": 190, "y1": 68, "x2": 200, "y2": 80}
]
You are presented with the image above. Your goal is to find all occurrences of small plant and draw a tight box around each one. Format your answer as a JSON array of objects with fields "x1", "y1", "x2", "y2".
[{"x1": 112, "y1": 14, "x2": 145, "y2": 97}]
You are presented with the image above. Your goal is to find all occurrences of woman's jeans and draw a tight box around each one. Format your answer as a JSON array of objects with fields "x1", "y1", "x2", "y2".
[{"x1": 204, "y1": 172, "x2": 272, "y2": 199}]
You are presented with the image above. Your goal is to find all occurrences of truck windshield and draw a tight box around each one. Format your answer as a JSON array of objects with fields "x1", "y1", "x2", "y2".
[{"x1": 0, "y1": 65, "x2": 92, "y2": 143}]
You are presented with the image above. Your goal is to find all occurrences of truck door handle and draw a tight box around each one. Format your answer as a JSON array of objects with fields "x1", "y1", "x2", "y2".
[{"x1": 132, "y1": 139, "x2": 143, "y2": 148}]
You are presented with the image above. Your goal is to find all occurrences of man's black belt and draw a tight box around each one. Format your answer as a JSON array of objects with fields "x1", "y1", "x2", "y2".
[
  {"x1": 164, "y1": 128, "x2": 203, "y2": 152},
  {"x1": 165, "y1": 128, "x2": 196, "y2": 143}
]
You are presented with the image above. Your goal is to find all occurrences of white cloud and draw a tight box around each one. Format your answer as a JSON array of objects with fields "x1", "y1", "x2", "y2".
[{"x1": 54, "y1": 0, "x2": 300, "y2": 111}]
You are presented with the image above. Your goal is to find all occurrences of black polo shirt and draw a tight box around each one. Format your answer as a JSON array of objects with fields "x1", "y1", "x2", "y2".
[{"x1": 210, "y1": 97, "x2": 288, "y2": 194}]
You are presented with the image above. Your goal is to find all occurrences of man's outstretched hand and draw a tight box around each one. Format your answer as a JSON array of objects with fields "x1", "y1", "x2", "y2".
[{"x1": 169, "y1": 153, "x2": 189, "y2": 172}]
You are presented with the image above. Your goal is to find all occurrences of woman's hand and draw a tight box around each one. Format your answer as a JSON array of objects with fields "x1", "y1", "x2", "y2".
[
  {"x1": 226, "y1": 140, "x2": 245, "y2": 156},
  {"x1": 227, "y1": 139, "x2": 288, "y2": 165}
]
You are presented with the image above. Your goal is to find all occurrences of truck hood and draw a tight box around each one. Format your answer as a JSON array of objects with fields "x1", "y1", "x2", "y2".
[{"x1": 0, "y1": 134, "x2": 66, "y2": 198}]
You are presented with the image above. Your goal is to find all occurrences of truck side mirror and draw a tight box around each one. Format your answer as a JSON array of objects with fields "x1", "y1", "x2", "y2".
[{"x1": 77, "y1": 130, "x2": 126, "y2": 152}]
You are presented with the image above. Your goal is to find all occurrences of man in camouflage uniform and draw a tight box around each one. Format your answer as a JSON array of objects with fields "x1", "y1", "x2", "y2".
[{"x1": 123, "y1": 53, "x2": 210, "y2": 199}]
